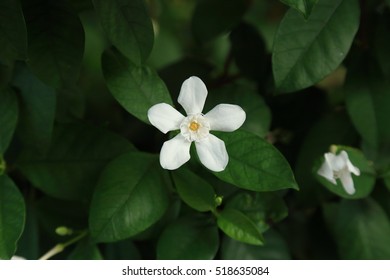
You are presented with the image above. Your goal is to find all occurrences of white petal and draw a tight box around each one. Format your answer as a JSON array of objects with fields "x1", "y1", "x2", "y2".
[
  {"x1": 195, "y1": 134, "x2": 228, "y2": 172},
  {"x1": 318, "y1": 156, "x2": 336, "y2": 185},
  {"x1": 148, "y1": 103, "x2": 184, "y2": 134},
  {"x1": 178, "y1": 76, "x2": 208, "y2": 115},
  {"x1": 205, "y1": 104, "x2": 246, "y2": 132},
  {"x1": 346, "y1": 159, "x2": 360, "y2": 176},
  {"x1": 160, "y1": 134, "x2": 191, "y2": 170},
  {"x1": 339, "y1": 171, "x2": 356, "y2": 195}
]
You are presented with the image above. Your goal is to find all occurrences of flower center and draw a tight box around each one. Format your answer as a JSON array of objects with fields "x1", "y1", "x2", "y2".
[{"x1": 180, "y1": 114, "x2": 210, "y2": 142}]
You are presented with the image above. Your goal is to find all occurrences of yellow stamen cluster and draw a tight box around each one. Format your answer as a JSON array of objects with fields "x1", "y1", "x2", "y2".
[{"x1": 189, "y1": 121, "x2": 200, "y2": 131}]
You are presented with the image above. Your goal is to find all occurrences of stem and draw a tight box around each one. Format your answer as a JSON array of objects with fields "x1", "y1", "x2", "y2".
[{"x1": 38, "y1": 231, "x2": 87, "y2": 260}]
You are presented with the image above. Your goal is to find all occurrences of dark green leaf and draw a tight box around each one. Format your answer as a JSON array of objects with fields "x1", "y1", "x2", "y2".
[
  {"x1": 192, "y1": 0, "x2": 250, "y2": 42},
  {"x1": 0, "y1": 0, "x2": 27, "y2": 62},
  {"x1": 221, "y1": 229, "x2": 291, "y2": 259},
  {"x1": 0, "y1": 175, "x2": 25, "y2": 259},
  {"x1": 324, "y1": 199, "x2": 390, "y2": 259},
  {"x1": 157, "y1": 216, "x2": 219, "y2": 260},
  {"x1": 15, "y1": 203, "x2": 39, "y2": 260},
  {"x1": 17, "y1": 122, "x2": 134, "y2": 201},
  {"x1": 92, "y1": 0, "x2": 154, "y2": 65},
  {"x1": 173, "y1": 167, "x2": 216, "y2": 212},
  {"x1": 12, "y1": 64, "x2": 56, "y2": 154},
  {"x1": 23, "y1": 0, "x2": 84, "y2": 88},
  {"x1": 314, "y1": 146, "x2": 376, "y2": 199},
  {"x1": 89, "y1": 152, "x2": 170, "y2": 243},
  {"x1": 0, "y1": 87, "x2": 18, "y2": 153},
  {"x1": 217, "y1": 208, "x2": 264, "y2": 245},
  {"x1": 226, "y1": 192, "x2": 288, "y2": 233},
  {"x1": 102, "y1": 48, "x2": 172, "y2": 123},
  {"x1": 272, "y1": 0, "x2": 360, "y2": 92},
  {"x1": 215, "y1": 130, "x2": 298, "y2": 191},
  {"x1": 280, "y1": 0, "x2": 318, "y2": 19},
  {"x1": 68, "y1": 237, "x2": 102, "y2": 260},
  {"x1": 103, "y1": 239, "x2": 140, "y2": 260}
]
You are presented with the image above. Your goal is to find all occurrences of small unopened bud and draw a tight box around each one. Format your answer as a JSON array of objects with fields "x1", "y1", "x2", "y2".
[
  {"x1": 55, "y1": 226, "x2": 73, "y2": 236},
  {"x1": 330, "y1": 145, "x2": 338, "y2": 154},
  {"x1": 215, "y1": 195, "x2": 223, "y2": 207}
]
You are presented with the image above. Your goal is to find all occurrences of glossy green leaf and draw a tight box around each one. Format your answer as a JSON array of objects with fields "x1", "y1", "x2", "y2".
[
  {"x1": 23, "y1": 0, "x2": 84, "y2": 88},
  {"x1": 324, "y1": 199, "x2": 390, "y2": 259},
  {"x1": 207, "y1": 82, "x2": 271, "y2": 138},
  {"x1": 0, "y1": 175, "x2": 25, "y2": 260},
  {"x1": 102, "y1": 48, "x2": 172, "y2": 123},
  {"x1": 89, "y1": 152, "x2": 170, "y2": 243},
  {"x1": 68, "y1": 237, "x2": 102, "y2": 260},
  {"x1": 272, "y1": 0, "x2": 360, "y2": 92},
  {"x1": 0, "y1": 87, "x2": 18, "y2": 153},
  {"x1": 315, "y1": 146, "x2": 376, "y2": 199},
  {"x1": 92, "y1": 0, "x2": 154, "y2": 65},
  {"x1": 280, "y1": 0, "x2": 318, "y2": 19},
  {"x1": 215, "y1": 130, "x2": 298, "y2": 191},
  {"x1": 217, "y1": 208, "x2": 264, "y2": 245},
  {"x1": 17, "y1": 123, "x2": 134, "y2": 201},
  {"x1": 12, "y1": 64, "x2": 56, "y2": 154},
  {"x1": 192, "y1": 0, "x2": 249, "y2": 42},
  {"x1": 226, "y1": 192, "x2": 288, "y2": 233},
  {"x1": 0, "y1": 0, "x2": 27, "y2": 62},
  {"x1": 157, "y1": 216, "x2": 219, "y2": 260},
  {"x1": 173, "y1": 168, "x2": 216, "y2": 212},
  {"x1": 221, "y1": 229, "x2": 291, "y2": 260},
  {"x1": 345, "y1": 57, "x2": 390, "y2": 150}
]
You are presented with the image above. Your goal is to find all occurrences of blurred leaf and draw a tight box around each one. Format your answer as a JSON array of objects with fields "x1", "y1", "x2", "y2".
[
  {"x1": 157, "y1": 216, "x2": 219, "y2": 260},
  {"x1": 56, "y1": 86, "x2": 85, "y2": 122},
  {"x1": 217, "y1": 208, "x2": 264, "y2": 245},
  {"x1": 0, "y1": 175, "x2": 25, "y2": 259},
  {"x1": 207, "y1": 82, "x2": 271, "y2": 138},
  {"x1": 373, "y1": 15, "x2": 390, "y2": 81},
  {"x1": 15, "y1": 202, "x2": 39, "y2": 260},
  {"x1": 229, "y1": 22, "x2": 267, "y2": 81},
  {"x1": 102, "y1": 48, "x2": 172, "y2": 123},
  {"x1": 314, "y1": 146, "x2": 376, "y2": 199},
  {"x1": 23, "y1": 0, "x2": 84, "y2": 88},
  {"x1": 345, "y1": 56, "x2": 390, "y2": 150},
  {"x1": 12, "y1": 64, "x2": 56, "y2": 154},
  {"x1": 68, "y1": 237, "x2": 102, "y2": 260},
  {"x1": 215, "y1": 130, "x2": 298, "y2": 192},
  {"x1": 324, "y1": 199, "x2": 390, "y2": 259},
  {"x1": 89, "y1": 152, "x2": 170, "y2": 243},
  {"x1": 192, "y1": 0, "x2": 250, "y2": 42},
  {"x1": 0, "y1": 87, "x2": 18, "y2": 153},
  {"x1": 173, "y1": 167, "x2": 216, "y2": 212},
  {"x1": 103, "y1": 239, "x2": 140, "y2": 260},
  {"x1": 272, "y1": 0, "x2": 360, "y2": 93},
  {"x1": 280, "y1": 0, "x2": 318, "y2": 19},
  {"x1": 226, "y1": 192, "x2": 288, "y2": 233},
  {"x1": 17, "y1": 122, "x2": 134, "y2": 201},
  {"x1": 221, "y1": 229, "x2": 291, "y2": 259},
  {"x1": 92, "y1": 0, "x2": 154, "y2": 65},
  {"x1": 0, "y1": 0, "x2": 27, "y2": 62}
]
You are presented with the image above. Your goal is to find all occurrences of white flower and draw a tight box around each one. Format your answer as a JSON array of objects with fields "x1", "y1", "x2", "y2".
[
  {"x1": 148, "y1": 76, "x2": 246, "y2": 172},
  {"x1": 317, "y1": 150, "x2": 360, "y2": 195}
]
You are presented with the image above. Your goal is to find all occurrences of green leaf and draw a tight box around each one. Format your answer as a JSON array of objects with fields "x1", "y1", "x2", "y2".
[
  {"x1": 314, "y1": 146, "x2": 376, "y2": 199},
  {"x1": 68, "y1": 237, "x2": 102, "y2": 260},
  {"x1": 0, "y1": 175, "x2": 25, "y2": 260},
  {"x1": 103, "y1": 239, "x2": 140, "y2": 260},
  {"x1": 345, "y1": 56, "x2": 390, "y2": 150},
  {"x1": 214, "y1": 130, "x2": 298, "y2": 192},
  {"x1": 157, "y1": 216, "x2": 219, "y2": 260},
  {"x1": 217, "y1": 208, "x2": 264, "y2": 245},
  {"x1": 272, "y1": 0, "x2": 360, "y2": 93},
  {"x1": 221, "y1": 229, "x2": 291, "y2": 259},
  {"x1": 207, "y1": 82, "x2": 271, "y2": 138},
  {"x1": 92, "y1": 0, "x2": 154, "y2": 65},
  {"x1": 12, "y1": 64, "x2": 56, "y2": 154},
  {"x1": 89, "y1": 152, "x2": 170, "y2": 243},
  {"x1": 173, "y1": 167, "x2": 216, "y2": 212},
  {"x1": 0, "y1": 0, "x2": 27, "y2": 62},
  {"x1": 280, "y1": 0, "x2": 318, "y2": 19},
  {"x1": 192, "y1": 0, "x2": 250, "y2": 42},
  {"x1": 23, "y1": 0, "x2": 84, "y2": 88},
  {"x1": 17, "y1": 122, "x2": 134, "y2": 201},
  {"x1": 324, "y1": 199, "x2": 390, "y2": 259},
  {"x1": 0, "y1": 87, "x2": 18, "y2": 153},
  {"x1": 102, "y1": 48, "x2": 172, "y2": 123},
  {"x1": 226, "y1": 192, "x2": 288, "y2": 233}
]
